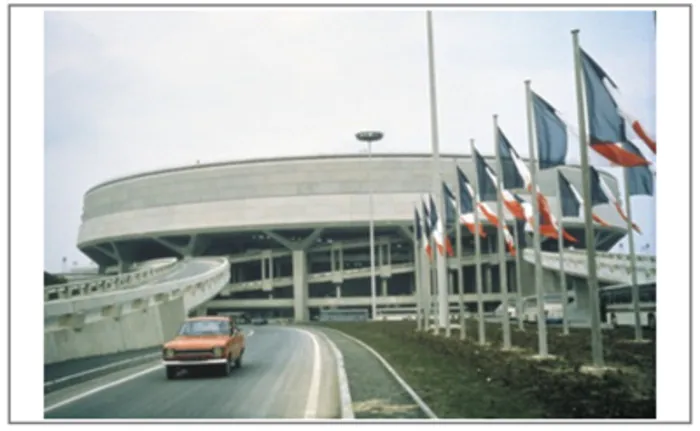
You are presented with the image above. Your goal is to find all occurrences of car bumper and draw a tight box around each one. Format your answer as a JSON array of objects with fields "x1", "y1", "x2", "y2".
[{"x1": 162, "y1": 358, "x2": 228, "y2": 366}]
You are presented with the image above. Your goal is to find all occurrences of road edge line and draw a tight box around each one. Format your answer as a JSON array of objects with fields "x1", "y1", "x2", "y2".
[
  {"x1": 325, "y1": 327, "x2": 438, "y2": 419},
  {"x1": 314, "y1": 329, "x2": 355, "y2": 419},
  {"x1": 43, "y1": 364, "x2": 163, "y2": 414},
  {"x1": 44, "y1": 352, "x2": 162, "y2": 394}
]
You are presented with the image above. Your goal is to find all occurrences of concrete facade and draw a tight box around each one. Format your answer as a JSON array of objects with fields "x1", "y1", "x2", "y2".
[{"x1": 74, "y1": 154, "x2": 629, "y2": 322}]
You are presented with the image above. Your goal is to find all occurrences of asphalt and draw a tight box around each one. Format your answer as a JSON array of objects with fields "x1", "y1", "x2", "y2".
[{"x1": 44, "y1": 325, "x2": 340, "y2": 419}]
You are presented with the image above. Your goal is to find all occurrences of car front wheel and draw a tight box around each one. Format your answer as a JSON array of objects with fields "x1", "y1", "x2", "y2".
[
  {"x1": 219, "y1": 357, "x2": 231, "y2": 377},
  {"x1": 166, "y1": 366, "x2": 178, "y2": 380}
]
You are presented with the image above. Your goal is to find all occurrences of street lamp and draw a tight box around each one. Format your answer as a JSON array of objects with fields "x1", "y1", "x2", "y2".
[{"x1": 355, "y1": 130, "x2": 384, "y2": 320}]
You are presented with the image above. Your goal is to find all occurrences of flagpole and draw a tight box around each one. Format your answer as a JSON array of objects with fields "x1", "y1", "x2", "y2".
[
  {"x1": 493, "y1": 114, "x2": 512, "y2": 350},
  {"x1": 426, "y1": 10, "x2": 450, "y2": 334},
  {"x1": 571, "y1": 29, "x2": 605, "y2": 367},
  {"x1": 470, "y1": 138, "x2": 486, "y2": 345},
  {"x1": 455, "y1": 161, "x2": 467, "y2": 341},
  {"x1": 414, "y1": 209, "x2": 423, "y2": 331},
  {"x1": 524, "y1": 79, "x2": 549, "y2": 357},
  {"x1": 422, "y1": 229, "x2": 431, "y2": 332},
  {"x1": 513, "y1": 221, "x2": 525, "y2": 331},
  {"x1": 555, "y1": 168, "x2": 570, "y2": 336},
  {"x1": 623, "y1": 169, "x2": 643, "y2": 341}
]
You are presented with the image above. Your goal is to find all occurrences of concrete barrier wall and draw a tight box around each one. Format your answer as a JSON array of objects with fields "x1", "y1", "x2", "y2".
[
  {"x1": 44, "y1": 257, "x2": 179, "y2": 301},
  {"x1": 44, "y1": 258, "x2": 229, "y2": 365}
]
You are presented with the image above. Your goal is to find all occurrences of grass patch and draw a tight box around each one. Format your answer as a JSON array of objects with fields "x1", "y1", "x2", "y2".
[{"x1": 320, "y1": 320, "x2": 655, "y2": 419}]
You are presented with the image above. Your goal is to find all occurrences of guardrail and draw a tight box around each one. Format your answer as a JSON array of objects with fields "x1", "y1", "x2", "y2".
[
  {"x1": 44, "y1": 257, "x2": 179, "y2": 302},
  {"x1": 523, "y1": 248, "x2": 656, "y2": 284},
  {"x1": 45, "y1": 257, "x2": 230, "y2": 327}
]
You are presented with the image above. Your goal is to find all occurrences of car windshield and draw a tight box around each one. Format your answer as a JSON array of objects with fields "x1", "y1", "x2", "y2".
[{"x1": 179, "y1": 320, "x2": 229, "y2": 336}]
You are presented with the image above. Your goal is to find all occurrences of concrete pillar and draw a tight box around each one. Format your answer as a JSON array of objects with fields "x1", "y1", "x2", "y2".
[
  {"x1": 260, "y1": 258, "x2": 267, "y2": 280},
  {"x1": 336, "y1": 284, "x2": 341, "y2": 298},
  {"x1": 117, "y1": 261, "x2": 130, "y2": 274},
  {"x1": 268, "y1": 256, "x2": 274, "y2": 279},
  {"x1": 572, "y1": 277, "x2": 590, "y2": 311},
  {"x1": 98, "y1": 265, "x2": 107, "y2": 275},
  {"x1": 292, "y1": 249, "x2": 308, "y2": 322},
  {"x1": 381, "y1": 278, "x2": 388, "y2": 297},
  {"x1": 485, "y1": 265, "x2": 493, "y2": 294}
]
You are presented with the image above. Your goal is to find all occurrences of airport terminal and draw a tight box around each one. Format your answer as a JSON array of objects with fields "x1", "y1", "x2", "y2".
[{"x1": 73, "y1": 153, "x2": 634, "y2": 322}]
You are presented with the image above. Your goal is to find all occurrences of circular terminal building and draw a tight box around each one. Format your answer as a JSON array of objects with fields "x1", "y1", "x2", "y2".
[{"x1": 77, "y1": 154, "x2": 627, "y2": 321}]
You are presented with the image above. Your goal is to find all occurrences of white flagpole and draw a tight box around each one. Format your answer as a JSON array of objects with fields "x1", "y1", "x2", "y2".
[
  {"x1": 524, "y1": 79, "x2": 549, "y2": 357},
  {"x1": 455, "y1": 162, "x2": 467, "y2": 341},
  {"x1": 623, "y1": 170, "x2": 643, "y2": 341},
  {"x1": 422, "y1": 230, "x2": 431, "y2": 332},
  {"x1": 492, "y1": 114, "x2": 512, "y2": 349},
  {"x1": 414, "y1": 209, "x2": 423, "y2": 331},
  {"x1": 555, "y1": 168, "x2": 571, "y2": 335},
  {"x1": 513, "y1": 221, "x2": 525, "y2": 331},
  {"x1": 425, "y1": 10, "x2": 450, "y2": 334},
  {"x1": 571, "y1": 29, "x2": 605, "y2": 367},
  {"x1": 470, "y1": 138, "x2": 486, "y2": 345}
]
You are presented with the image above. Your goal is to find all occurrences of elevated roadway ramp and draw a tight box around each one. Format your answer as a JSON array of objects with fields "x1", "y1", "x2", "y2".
[
  {"x1": 44, "y1": 257, "x2": 230, "y2": 365},
  {"x1": 523, "y1": 249, "x2": 656, "y2": 284},
  {"x1": 44, "y1": 257, "x2": 179, "y2": 301}
]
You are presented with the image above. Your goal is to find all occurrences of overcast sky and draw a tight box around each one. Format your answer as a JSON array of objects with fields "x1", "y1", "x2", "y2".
[{"x1": 44, "y1": 8, "x2": 656, "y2": 272}]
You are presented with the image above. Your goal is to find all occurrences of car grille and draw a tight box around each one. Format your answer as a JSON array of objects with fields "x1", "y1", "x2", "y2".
[{"x1": 172, "y1": 349, "x2": 214, "y2": 360}]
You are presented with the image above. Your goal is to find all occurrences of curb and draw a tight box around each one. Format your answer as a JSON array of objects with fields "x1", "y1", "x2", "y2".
[
  {"x1": 44, "y1": 352, "x2": 161, "y2": 394},
  {"x1": 315, "y1": 330, "x2": 355, "y2": 419},
  {"x1": 325, "y1": 327, "x2": 438, "y2": 419}
]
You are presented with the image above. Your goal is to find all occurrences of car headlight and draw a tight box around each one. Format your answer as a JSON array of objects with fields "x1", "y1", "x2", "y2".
[
  {"x1": 213, "y1": 347, "x2": 223, "y2": 357},
  {"x1": 164, "y1": 349, "x2": 174, "y2": 358}
]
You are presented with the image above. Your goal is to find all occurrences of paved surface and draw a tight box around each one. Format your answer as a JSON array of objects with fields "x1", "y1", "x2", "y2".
[
  {"x1": 44, "y1": 346, "x2": 161, "y2": 383},
  {"x1": 44, "y1": 326, "x2": 340, "y2": 419},
  {"x1": 314, "y1": 327, "x2": 427, "y2": 419}
]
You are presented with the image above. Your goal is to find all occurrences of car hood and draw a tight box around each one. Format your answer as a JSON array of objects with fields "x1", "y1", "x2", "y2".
[{"x1": 164, "y1": 335, "x2": 229, "y2": 350}]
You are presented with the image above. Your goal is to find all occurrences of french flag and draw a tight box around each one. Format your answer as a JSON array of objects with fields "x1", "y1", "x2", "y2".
[
  {"x1": 421, "y1": 200, "x2": 433, "y2": 261},
  {"x1": 558, "y1": 172, "x2": 611, "y2": 227},
  {"x1": 456, "y1": 166, "x2": 487, "y2": 238},
  {"x1": 590, "y1": 167, "x2": 641, "y2": 234},
  {"x1": 429, "y1": 195, "x2": 454, "y2": 257},
  {"x1": 579, "y1": 48, "x2": 652, "y2": 167},
  {"x1": 492, "y1": 139, "x2": 577, "y2": 243}
]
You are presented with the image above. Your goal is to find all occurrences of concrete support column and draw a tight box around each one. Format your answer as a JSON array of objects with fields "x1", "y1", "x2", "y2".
[
  {"x1": 292, "y1": 249, "x2": 308, "y2": 322},
  {"x1": 573, "y1": 277, "x2": 590, "y2": 311},
  {"x1": 381, "y1": 278, "x2": 388, "y2": 297},
  {"x1": 335, "y1": 284, "x2": 341, "y2": 298},
  {"x1": 98, "y1": 265, "x2": 107, "y2": 275},
  {"x1": 485, "y1": 265, "x2": 493, "y2": 294},
  {"x1": 117, "y1": 261, "x2": 130, "y2": 274}
]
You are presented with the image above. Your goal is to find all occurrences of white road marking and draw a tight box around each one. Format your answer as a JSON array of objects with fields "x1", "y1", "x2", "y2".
[
  {"x1": 44, "y1": 352, "x2": 161, "y2": 388},
  {"x1": 315, "y1": 330, "x2": 354, "y2": 419},
  {"x1": 299, "y1": 329, "x2": 322, "y2": 419},
  {"x1": 44, "y1": 364, "x2": 162, "y2": 414},
  {"x1": 246, "y1": 329, "x2": 255, "y2": 337}
]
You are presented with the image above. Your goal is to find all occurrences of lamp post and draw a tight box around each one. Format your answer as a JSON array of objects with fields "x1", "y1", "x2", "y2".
[{"x1": 355, "y1": 130, "x2": 384, "y2": 320}]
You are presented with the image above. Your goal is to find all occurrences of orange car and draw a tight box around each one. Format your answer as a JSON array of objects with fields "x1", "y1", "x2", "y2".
[{"x1": 162, "y1": 316, "x2": 246, "y2": 379}]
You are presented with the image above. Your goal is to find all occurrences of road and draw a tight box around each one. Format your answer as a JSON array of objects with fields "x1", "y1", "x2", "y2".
[{"x1": 44, "y1": 326, "x2": 340, "y2": 419}]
